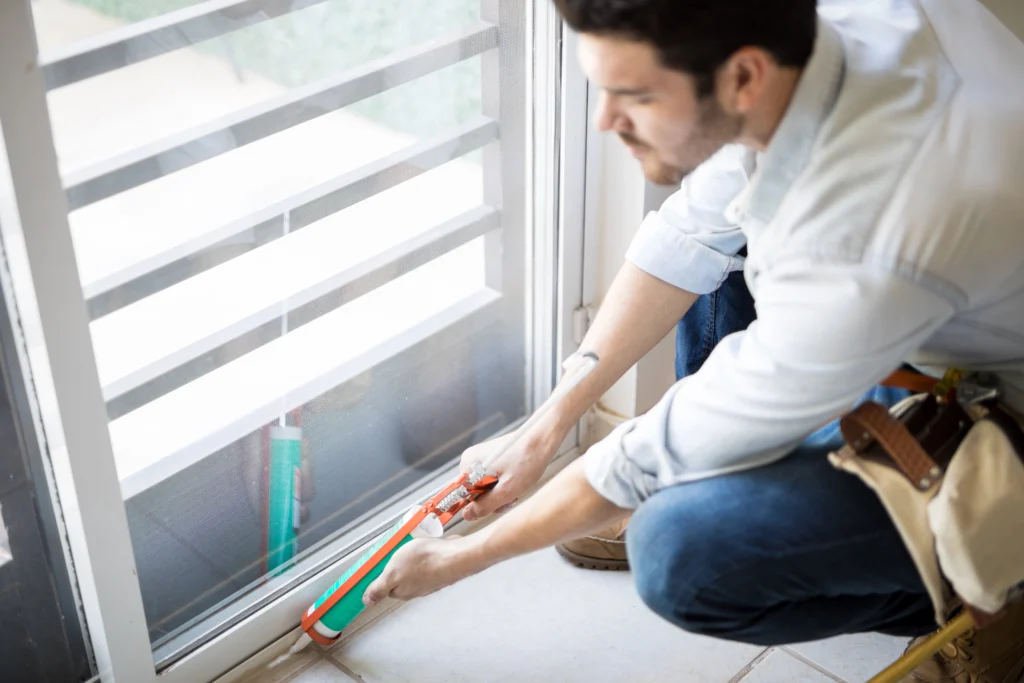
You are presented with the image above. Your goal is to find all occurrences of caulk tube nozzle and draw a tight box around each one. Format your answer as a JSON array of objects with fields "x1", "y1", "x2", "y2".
[
  {"x1": 288, "y1": 632, "x2": 313, "y2": 655},
  {"x1": 268, "y1": 632, "x2": 313, "y2": 669}
]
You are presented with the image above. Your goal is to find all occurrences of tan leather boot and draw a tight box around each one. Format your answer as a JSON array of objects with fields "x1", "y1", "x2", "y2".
[
  {"x1": 903, "y1": 601, "x2": 1024, "y2": 682},
  {"x1": 554, "y1": 518, "x2": 630, "y2": 570}
]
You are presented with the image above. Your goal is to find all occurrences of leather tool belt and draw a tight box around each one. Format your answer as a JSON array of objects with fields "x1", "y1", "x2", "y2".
[{"x1": 829, "y1": 370, "x2": 1024, "y2": 627}]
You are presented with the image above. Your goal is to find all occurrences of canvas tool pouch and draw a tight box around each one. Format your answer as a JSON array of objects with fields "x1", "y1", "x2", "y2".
[{"x1": 828, "y1": 382, "x2": 1024, "y2": 626}]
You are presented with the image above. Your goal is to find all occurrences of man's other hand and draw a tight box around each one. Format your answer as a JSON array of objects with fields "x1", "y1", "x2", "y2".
[
  {"x1": 362, "y1": 535, "x2": 485, "y2": 606},
  {"x1": 458, "y1": 430, "x2": 559, "y2": 522}
]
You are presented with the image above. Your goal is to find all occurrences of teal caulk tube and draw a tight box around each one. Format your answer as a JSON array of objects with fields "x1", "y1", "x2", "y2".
[
  {"x1": 309, "y1": 507, "x2": 441, "y2": 639},
  {"x1": 267, "y1": 425, "x2": 302, "y2": 571},
  {"x1": 271, "y1": 506, "x2": 441, "y2": 663}
]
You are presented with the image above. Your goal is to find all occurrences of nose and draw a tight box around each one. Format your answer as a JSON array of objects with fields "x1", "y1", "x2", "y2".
[{"x1": 593, "y1": 91, "x2": 626, "y2": 133}]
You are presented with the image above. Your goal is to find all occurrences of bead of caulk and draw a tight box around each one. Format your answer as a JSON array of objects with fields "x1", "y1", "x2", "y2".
[{"x1": 268, "y1": 632, "x2": 313, "y2": 668}]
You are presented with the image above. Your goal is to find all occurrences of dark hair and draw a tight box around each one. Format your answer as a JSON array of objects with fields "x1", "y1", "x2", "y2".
[{"x1": 553, "y1": 0, "x2": 818, "y2": 96}]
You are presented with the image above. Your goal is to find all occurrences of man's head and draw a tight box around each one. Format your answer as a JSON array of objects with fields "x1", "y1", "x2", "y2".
[{"x1": 555, "y1": 0, "x2": 817, "y2": 185}]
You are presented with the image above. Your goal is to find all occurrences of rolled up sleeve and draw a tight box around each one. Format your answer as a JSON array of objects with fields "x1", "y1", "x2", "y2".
[
  {"x1": 626, "y1": 144, "x2": 754, "y2": 294},
  {"x1": 583, "y1": 263, "x2": 958, "y2": 509}
]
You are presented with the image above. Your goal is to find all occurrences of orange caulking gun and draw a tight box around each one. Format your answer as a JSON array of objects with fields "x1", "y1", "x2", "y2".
[{"x1": 276, "y1": 351, "x2": 600, "y2": 661}]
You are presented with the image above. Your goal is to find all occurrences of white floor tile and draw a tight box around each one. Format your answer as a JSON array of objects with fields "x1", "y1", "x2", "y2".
[
  {"x1": 331, "y1": 549, "x2": 764, "y2": 683},
  {"x1": 786, "y1": 633, "x2": 910, "y2": 683},
  {"x1": 289, "y1": 660, "x2": 359, "y2": 683},
  {"x1": 739, "y1": 650, "x2": 837, "y2": 683}
]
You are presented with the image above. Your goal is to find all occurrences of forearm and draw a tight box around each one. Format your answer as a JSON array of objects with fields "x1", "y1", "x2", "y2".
[
  {"x1": 537, "y1": 262, "x2": 697, "y2": 442},
  {"x1": 470, "y1": 459, "x2": 631, "y2": 566},
  {"x1": 457, "y1": 262, "x2": 696, "y2": 521}
]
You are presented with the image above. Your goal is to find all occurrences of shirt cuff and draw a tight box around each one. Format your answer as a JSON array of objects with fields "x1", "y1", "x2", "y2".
[
  {"x1": 582, "y1": 423, "x2": 650, "y2": 510},
  {"x1": 626, "y1": 211, "x2": 744, "y2": 295}
]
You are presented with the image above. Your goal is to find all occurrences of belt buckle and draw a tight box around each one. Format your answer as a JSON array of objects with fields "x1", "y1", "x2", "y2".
[{"x1": 956, "y1": 375, "x2": 1000, "y2": 409}]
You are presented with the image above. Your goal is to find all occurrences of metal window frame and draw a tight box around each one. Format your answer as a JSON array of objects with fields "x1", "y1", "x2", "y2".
[
  {"x1": 527, "y1": 0, "x2": 593, "y2": 409},
  {"x1": 533, "y1": 12, "x2": 593, "y2": 453},
  {"x1": 555, "y1": 27, "x2": 593, "y2": 371},
  {"x1": 0, "y1": 227, "x2": 93, "y2": 683},
  {"x1": 0, "y1": 0, "x2": 590, "y2": 680},
  {"x1": 0, "y1": 3, "x2": 155, "y2": 681}
]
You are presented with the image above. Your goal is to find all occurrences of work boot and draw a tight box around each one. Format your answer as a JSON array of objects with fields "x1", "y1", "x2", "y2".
[
  {"x1": 555, "y1": 518, "x2": 630, "y2": 570},
  {"x1": 903, "y1": 601, "x2": 1024, "y2": 682}
]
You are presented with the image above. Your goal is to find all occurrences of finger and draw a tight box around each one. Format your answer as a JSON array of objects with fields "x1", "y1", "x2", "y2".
[
  {"x1": 461, "y1": 503, "x2": 480, "y2": 522},
  {"x1": 363, "y1": 570, "x2": 394, "y2": 607},
  {"x1": 462, "y1": 482, "x2": 514, "y2": 521}
]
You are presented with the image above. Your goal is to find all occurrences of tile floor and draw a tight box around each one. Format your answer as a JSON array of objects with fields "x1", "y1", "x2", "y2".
[{"x1": 242, "y1": 548, "x2": 910, "y2": 683}]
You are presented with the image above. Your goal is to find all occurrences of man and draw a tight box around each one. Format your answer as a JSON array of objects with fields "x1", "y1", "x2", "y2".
[{"x1": 364, "y1": 0, "x2": 1024, "y2": 680}]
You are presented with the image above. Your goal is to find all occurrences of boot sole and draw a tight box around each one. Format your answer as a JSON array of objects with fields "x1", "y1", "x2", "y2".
[{"x1": 554, "y1": 544, "x2": 630, "y2": 571}]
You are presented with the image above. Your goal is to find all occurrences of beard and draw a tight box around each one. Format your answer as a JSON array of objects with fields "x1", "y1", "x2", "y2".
[{"x1": 621, "y1": 98, "x2": 743, "y2": 186}]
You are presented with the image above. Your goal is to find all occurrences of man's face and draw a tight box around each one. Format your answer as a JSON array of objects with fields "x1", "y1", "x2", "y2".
[{"x1": 578, "y1": 33, "x2": 743, "y2": 186}]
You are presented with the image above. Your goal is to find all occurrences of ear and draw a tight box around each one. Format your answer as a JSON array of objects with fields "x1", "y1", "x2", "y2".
[{"x1": 716, "y1": 47, "x2": 772, "y2": 115}]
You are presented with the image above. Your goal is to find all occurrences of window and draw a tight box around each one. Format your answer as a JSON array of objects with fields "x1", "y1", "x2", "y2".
[{"x1": 0, "y1": 0, "x2": 586, "y2": 680}]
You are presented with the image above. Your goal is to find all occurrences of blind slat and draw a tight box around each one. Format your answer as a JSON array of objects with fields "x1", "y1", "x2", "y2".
[{"x1": 64, "y1": 23, "x2": 499, "y2": 210}]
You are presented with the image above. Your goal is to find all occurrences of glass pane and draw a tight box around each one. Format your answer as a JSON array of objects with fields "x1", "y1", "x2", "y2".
[
  {"x1": 33, "y1": 0, "x2": 206, "y2": 50},
  {"x1": 27, "y1": 0, "x2": 528, "y2": 649},
  {"x1": 126, "y1": 240, "x2": 525, "y2": 643},
  {"x1": 36, "y1": 0, "x2": 481, "y2": 175},
  {"x1": 70, "y1": 61, "x2": 484, "y2": 322}
]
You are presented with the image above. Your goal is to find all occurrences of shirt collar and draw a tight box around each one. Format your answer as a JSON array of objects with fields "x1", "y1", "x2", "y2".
[{"x1": 735, "y1": 17, "x2": 846, "y2": 224}]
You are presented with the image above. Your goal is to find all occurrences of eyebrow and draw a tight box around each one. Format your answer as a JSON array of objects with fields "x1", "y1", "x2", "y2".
[{"x1": 604, "y1": 86, "x2": 652, "y2": 97}]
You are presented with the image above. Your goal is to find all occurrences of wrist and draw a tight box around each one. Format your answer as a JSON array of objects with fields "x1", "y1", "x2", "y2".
[{"x1": 458, "y1": 529, "x2": 504, "y2": 574}]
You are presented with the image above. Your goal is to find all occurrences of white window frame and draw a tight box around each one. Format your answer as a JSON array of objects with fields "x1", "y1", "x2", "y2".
[
  {"x1": 578, "y1": 69, "x2": 679, "y2": 428},
  {"x1": 0, "y1": 1, "x2": 593, "y2": 681}
]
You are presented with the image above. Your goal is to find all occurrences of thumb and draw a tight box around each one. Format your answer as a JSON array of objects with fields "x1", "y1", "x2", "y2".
[
  {"x1": 362, "y1": 573, "x2": 392, "y2": 607},
  {"x1": 461, "y1": 479, "x2": 514, "y2": 522}
]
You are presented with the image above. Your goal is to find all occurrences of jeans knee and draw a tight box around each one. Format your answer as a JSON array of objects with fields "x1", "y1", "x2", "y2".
[
  {"x1": 627, "y1": 493, "x2": 708, "y2": 626},
  {"x1": 627, "y1": 485, "x2": 766, "y2": 640}
]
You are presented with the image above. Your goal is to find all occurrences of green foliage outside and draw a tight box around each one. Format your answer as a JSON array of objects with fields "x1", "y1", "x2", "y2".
[{"x1": 70, "y1": 0, "x2": 482, "y2": 139}]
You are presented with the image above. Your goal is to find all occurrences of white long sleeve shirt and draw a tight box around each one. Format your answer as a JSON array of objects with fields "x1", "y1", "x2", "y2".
[{"x1": 583, "y1": 0, "x2": 1024, "y2": 509}]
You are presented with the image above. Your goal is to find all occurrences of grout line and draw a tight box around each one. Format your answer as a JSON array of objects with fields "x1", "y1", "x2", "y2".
[
  {"x1": 727, "y1": 647, "x2": 774, "y2": 683},
  {"x1": 324, "y1": 656, "x2": 368, "y2": 683},
  {"x1": 279, "y1": 654, "x2": 323, "y2": 683},
  {"x1": 779, "y1": 647, "x2": 849, "y2": 683}
]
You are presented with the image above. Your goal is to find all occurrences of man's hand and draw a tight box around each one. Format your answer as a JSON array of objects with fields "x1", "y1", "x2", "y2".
[
  {"x1": 363, "y1": 535, "x2": 487, "y2": 606},
  {"x1": 458, "y1": 430, "x2": 561, "y2": 522},
  {"x1": 455, "y1": 264, "x2": 696, "y2": 522},
  {"x1": 363, "y1": 459, "x2": 631, "y2": 608}
]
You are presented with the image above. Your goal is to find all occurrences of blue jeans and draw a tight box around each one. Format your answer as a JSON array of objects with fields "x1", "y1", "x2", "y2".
[
  {"x1": 674, "y1": 268, "x2": 758, "y2": 380},
  {"x1": 630, "y1": 270, "x2": 934, "y2": 646}
]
